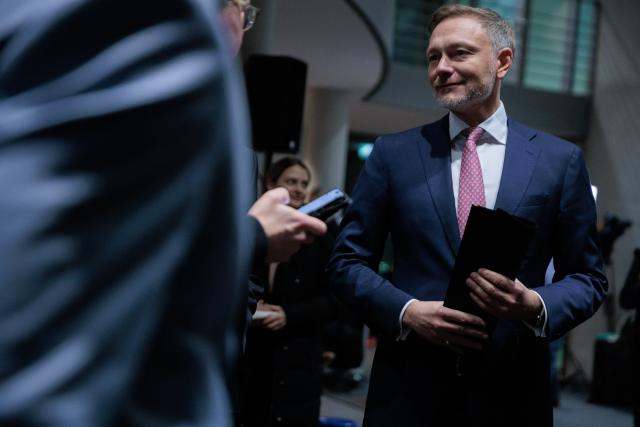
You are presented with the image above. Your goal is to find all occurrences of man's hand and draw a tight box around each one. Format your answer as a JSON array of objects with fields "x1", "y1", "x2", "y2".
[
  {"x1": 402, "y1": 300, "x2": 488, "y2": 353},
  {"x1": 249, "y1": 188, "x2": 327, "y2": 263},
  {"x1": 466, "y1": 269, "x2": 542, "y2": 322}
]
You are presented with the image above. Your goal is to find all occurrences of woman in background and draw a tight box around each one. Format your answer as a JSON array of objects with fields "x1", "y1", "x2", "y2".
[{"x1": 242, "y1": 157, "x2": 340, "y2": 427}]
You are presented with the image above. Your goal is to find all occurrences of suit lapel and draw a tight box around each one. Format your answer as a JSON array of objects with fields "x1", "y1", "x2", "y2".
[
  {"x1": 417, "y1": 117, "x2": 461, "y2": 254},
  {"x1": 494, "y1": 119, "x2": 540, "y2": 213}
]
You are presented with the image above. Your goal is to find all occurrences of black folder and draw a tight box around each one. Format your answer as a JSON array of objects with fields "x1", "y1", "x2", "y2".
[{"x1": 444, "y1": 205, "x2": 537, "y2": 325}]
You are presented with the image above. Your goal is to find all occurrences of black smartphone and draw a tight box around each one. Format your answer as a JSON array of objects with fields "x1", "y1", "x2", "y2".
[{"x1": 298, "y1": 188, "x2": 349, "y2": 221}]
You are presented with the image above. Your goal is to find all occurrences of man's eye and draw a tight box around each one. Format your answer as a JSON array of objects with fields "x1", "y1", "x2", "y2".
[{"x1": 428, "y1": 54, "x2": 440, "y2": 62}]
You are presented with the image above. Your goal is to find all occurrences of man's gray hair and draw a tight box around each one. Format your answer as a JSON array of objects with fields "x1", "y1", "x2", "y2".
[{"x1": 429, "y1": 5, "x2": 516, "y2": 56}]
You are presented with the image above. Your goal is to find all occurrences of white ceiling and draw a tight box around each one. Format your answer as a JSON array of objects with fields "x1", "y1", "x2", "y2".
[{"x1": 267, "y1": 0, "x2": 383, "y2": 94}]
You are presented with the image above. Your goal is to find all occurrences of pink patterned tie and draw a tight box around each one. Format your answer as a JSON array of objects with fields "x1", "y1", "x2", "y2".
[{"x1": 457, "y1": 126, "x2": 485, "y2": 237}]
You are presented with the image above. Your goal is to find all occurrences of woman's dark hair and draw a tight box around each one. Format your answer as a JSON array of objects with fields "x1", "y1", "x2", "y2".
[{"x1": 264, "y1": 157, "x2": 311, "y2": 191}]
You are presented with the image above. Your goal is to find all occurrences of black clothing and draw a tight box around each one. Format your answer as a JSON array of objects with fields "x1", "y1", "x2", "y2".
[
  {"x1": 250, "y1": 215, "x2": 269, "y2": 274},
  {"x1": 243, "y1": 234, "x2": 340, "y2": 427},
  {"x1": 232, "y1": 217, "x2": 267, "y2": 425}
]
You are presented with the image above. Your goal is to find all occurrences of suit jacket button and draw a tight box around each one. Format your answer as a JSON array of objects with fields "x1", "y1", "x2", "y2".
[
  {"x1": 294, "y1": 278, "x2": 300, "y2": 284},
  {"x1": 276, "y1": 416, "x2": 283, "y2": 423}
]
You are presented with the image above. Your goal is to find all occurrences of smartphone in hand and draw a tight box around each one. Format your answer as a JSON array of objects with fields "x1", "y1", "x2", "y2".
[{"x1": 298, "y1": 188, "x2": 349, "y2": 221}]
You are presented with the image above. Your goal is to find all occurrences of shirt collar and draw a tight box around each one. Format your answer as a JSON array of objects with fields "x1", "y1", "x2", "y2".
[{"x1": 448, "y1": 101, "x2": 508, "y2": 145}]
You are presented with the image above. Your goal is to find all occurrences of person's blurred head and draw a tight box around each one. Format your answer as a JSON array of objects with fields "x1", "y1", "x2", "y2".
[
  {"x1": 221, "y1": 0, "x2": 260, "y2": 56},
  {"x1": 264, "y1": 157, "x2": 311, "y2": 208}
]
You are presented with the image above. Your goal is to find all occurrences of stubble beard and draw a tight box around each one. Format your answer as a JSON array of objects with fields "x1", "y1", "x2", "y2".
[{"x1": 434, "y1": 67, "x2": 497, "y2": 112}]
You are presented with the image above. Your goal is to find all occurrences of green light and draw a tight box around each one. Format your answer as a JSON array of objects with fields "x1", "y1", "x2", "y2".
[{"x1": 357, "y1": 143, "x2": 374, "y2": 160}]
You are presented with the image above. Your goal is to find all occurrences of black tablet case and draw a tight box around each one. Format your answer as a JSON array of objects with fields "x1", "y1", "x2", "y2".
[{"x1": 444, "y1": 205, "x2": 537, "y2": 325}]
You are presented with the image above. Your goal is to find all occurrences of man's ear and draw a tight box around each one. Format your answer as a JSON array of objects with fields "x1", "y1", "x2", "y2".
[
  {"x1": 220, "y1": 2, "x2": 244, "y2": 56},
  {"x1": 496, "y1": 47, "x2": 513, "y2": 80}
]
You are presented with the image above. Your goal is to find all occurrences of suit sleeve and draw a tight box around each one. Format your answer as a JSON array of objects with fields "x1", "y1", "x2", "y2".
[
  {"x1": 248, "y1": 215, "x2": 268, "y2": 273},
  {"x1": 535, "y1": 146, "x2": 608, "y2": 339},
  {"x1": 328, "y1": 138, "x2": 414, "y2": 339}
]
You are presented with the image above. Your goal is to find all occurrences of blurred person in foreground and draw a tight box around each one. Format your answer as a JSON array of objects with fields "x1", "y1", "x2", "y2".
[
  {"x1": 242, "y1": 158, "x2": 340, "y2": 427},
  {"x1": 0, "y1": 1, "x2": 323, "y2": 426},
  {"x1": 328, "y1": 5, "x2": 607, "y2": 427}
]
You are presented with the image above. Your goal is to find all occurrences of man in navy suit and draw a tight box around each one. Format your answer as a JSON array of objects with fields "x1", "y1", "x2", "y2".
[{"x1": 328, "y1": 5, "x2": 607, "y2": 427}]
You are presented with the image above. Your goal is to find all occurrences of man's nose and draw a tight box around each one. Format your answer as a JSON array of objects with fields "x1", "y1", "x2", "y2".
[{"x1": 434, "y1": 56, "x2": 454, "y2": 75}]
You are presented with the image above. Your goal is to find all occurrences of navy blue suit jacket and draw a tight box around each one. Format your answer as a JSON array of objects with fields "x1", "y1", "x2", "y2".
[
  {"x1": 328, "y1": 116, "x2": 607, "y2": 427},
  {"x1": 0, "y1": 1, "x2": 252, "y2": 426}
]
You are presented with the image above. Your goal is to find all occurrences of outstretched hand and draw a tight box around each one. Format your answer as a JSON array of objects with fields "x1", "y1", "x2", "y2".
[{"x1": 249, "y1": 188, "x2": 327, "y2": 262}]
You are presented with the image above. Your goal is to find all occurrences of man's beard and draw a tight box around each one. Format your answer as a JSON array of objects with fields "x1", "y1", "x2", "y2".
[{"x1": 434, "y1": 69, "x2": 496, "y2": 112}]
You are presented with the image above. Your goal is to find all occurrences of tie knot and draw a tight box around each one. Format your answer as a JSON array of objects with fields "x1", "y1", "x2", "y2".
[{"x1": 465, "y1": 126, "x2": 484, "y2": 145}]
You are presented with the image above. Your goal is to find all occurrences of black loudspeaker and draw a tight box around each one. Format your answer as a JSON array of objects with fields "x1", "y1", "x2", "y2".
[{"x1": 244, "y1": 54, "x2": 307, "y2": 153}]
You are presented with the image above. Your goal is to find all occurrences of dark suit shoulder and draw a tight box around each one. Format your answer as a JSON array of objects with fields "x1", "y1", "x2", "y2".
[
  {"x1": 377, "y1": 125, "x2": 424, "y2": 142},
  {"x1": 377, "y1": 117, "x2": 446, "y2": 142},
  {"x1": 374, "y1": 117, "x2": 448, "y2": 155},
  {"x1": 508, "y1": 118, "x2": 580, "y2": 158}
]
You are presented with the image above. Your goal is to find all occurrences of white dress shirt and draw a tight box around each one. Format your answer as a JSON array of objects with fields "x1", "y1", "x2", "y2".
[
  {"x1": 398, "y1": 102, "x2": 547, "y2": 339},
  {"x1": 450, "y1": 102, "x2": 507, "y2": 211}
]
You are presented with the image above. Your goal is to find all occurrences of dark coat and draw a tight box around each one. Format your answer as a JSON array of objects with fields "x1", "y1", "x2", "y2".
[{"x1": 242, "y1": 234, "x2": 340, "y2": 427}]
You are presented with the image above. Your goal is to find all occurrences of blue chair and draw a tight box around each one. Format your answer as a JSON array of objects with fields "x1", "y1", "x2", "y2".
[{"x1": 318, "y1": 416, "x2": 357, "y2": 427}]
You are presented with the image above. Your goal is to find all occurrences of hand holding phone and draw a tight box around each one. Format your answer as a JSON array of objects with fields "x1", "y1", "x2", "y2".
[
  {"x1": 298, "y1": 188, "x2": 350, "y2": 221},
  {"x1": 249, "y1": 188, "x2": 327, "y2": 262}
]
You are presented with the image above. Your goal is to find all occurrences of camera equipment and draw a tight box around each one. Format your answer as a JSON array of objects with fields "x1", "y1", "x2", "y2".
[{"x1": 598, "y1": 214, "x2": 632, "y2": 265}]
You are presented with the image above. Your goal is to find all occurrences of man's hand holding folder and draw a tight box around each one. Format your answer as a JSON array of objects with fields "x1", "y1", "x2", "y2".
[
  {"x1": 466, "y1": 268, "x2": 542, "y2": 324},
  {"x1": 443, "y1": 205, "x2": 537, "y2": 325},
  {"x1": 402, "y1": 300, "x2": 488, "y2": 354},
  {"x1": 402, "y1": 206, "x2": 539, "y2": 353}
]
